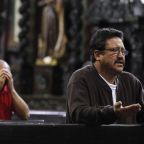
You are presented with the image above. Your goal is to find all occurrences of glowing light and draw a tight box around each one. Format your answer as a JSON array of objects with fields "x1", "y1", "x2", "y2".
[
  {"x1": 43, "y1": 56, "x2": 52, "y2": 64},
  {"x1": 140, "y1": 0, "x2": 144, "y2": 4}
]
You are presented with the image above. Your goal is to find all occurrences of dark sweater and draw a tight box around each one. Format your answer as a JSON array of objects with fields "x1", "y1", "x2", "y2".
[{"x1": 66, "y1": 64, "x2": 144, "y2": 125}]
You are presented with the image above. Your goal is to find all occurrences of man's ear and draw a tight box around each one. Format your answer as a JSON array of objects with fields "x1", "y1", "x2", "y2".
[{"x1": 94, "y1": 50, "x2": 103, "y2": 61}]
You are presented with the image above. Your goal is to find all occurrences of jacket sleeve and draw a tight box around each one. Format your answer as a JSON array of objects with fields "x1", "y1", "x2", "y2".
[
  {"x1": 136, "y1": 83, "x2": 144, "y2": 123},
  {"x1": 67, "y1": 77, "x2": 117, "y2": 126}
]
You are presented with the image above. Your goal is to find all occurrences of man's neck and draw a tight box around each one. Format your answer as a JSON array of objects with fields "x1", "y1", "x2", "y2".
[{"x1": 94, "y1": 63, "x2": 117, "y2": 84}]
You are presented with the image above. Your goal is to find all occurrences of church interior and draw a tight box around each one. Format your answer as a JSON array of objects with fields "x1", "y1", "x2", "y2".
[{"x1": 0, "y1": 0, "x2": 144, "y2": 123}]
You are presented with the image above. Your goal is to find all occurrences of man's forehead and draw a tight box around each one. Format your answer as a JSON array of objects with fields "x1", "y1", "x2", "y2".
[
  {"x1": 106, "y1": 37, "x2": 124, "y2": 46},
  {"x1": 0, "y1": 61, "x2": 10, "y2": 70}
]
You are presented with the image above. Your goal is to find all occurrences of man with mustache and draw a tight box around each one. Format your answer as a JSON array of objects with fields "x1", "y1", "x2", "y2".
[
  {"x1": 0, "y1": 59, "x2": 30, "y2": 120},
  {"x1": 66, "y1": 27, "x2": 144, "y2": 125}
]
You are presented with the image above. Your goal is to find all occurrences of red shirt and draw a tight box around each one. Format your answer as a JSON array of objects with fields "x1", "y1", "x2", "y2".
[{"x1": 0, "y1": 85, "x2": 13, "y2": 120}]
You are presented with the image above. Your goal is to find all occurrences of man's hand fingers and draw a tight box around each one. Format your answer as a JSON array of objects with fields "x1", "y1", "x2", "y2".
[
  {"x1": 123, "y1": 104, "x2": 141, "y2": 112},
  {"x1": 114, "y1": 103, "x2": 141, "y2": 119}
]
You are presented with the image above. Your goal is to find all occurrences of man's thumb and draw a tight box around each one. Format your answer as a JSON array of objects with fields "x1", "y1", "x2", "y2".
[{"x1": 114, "y1": 101, "x2": 122, "y2": 110}]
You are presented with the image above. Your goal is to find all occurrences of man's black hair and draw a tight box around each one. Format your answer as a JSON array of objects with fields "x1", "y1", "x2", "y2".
[{"x1": 89, "y1": 27, "x2": 124, "y2": 62}]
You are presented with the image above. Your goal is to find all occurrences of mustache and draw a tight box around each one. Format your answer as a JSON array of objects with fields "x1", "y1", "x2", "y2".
[{"x1": 115, "y1": 59, "x2": 125, "y2": 65}]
